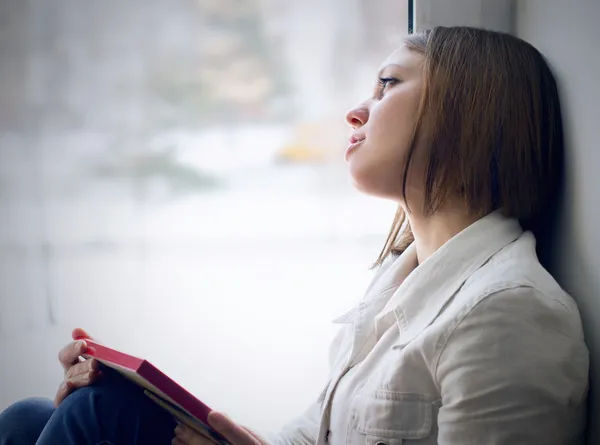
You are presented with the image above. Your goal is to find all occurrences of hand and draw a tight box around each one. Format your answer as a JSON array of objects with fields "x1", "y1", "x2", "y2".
[
  {"x1": 54, "y1": 327, "x2": 102, "y2": 407},
  {"x1": 172, "y1": 412, "x2": 269, "y2": 445}
]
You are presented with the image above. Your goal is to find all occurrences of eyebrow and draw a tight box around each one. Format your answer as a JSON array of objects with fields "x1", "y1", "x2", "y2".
[{"x1": 377, "y1": 63, "x2": 411, "y2": 78}]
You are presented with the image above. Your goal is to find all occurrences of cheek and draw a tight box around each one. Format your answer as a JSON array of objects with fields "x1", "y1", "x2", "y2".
[
  {"x1": 347, "y1": 142, "x2": 406, "y2": 199},
  {"x1": 348, "y1": 97, "x2": 419, "y2": 199},
  {"x1": 372, "y1": 95, "x2": 419, "y2": 149}
]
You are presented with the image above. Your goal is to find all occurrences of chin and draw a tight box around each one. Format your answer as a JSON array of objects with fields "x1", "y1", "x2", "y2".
[
  {"x1": 347, "y1": 159, "x2": 405, "y2": 202},
  {"x1": 349, "y1": 167, "x2": 391, "y2": 200}
]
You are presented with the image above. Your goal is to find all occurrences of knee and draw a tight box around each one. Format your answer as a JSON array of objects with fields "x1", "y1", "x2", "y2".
[
  {"x1": 0, "y1": 398, "x2": 54, "y2": 445},
  {"x1": 58, "y1": 377, "x2": 136, "y2": 416},
  {"x1": 44, "y1": 380, "x2": 176, "y2": 444},
  {"x1": 54, "y1": 378, "x2": 148, "y2": 427},
  {"x1": 54, "y1": 384, "x2": 113, "y2": 426}
]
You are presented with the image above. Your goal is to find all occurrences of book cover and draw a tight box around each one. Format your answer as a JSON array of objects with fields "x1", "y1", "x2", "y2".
[{"x1": 79, "y1": 338, "x2": 228, "y2": 445}]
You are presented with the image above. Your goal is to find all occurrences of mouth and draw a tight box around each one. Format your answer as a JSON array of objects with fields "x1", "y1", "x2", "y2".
[
  {"x1": 345, "y1": 134, "x2": 366, "y2": 161},
  {"x1": 349, "y1": 133, "x2": 366, "y2": 145}
]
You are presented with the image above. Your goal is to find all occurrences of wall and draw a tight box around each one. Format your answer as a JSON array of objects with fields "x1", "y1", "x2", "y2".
[
  {"x1": 414, "y1": 0, "x2": 513, "y2": 34},
  {"x1": 515, "y1": 1, "x2": 600, "y2": 443},
  {"x1": 415, "y1": 0, "x2": 599, "y2": 441}
]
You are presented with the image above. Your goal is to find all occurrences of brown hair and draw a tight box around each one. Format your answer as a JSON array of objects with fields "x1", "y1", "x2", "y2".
[{"x1": 373, "y1": 26, "x2": 565, "y2": 268}]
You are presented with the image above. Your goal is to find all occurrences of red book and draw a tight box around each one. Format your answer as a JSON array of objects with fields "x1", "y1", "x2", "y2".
[{"x1": 79, "y1": 338, "x2": 227, "y2": 444}]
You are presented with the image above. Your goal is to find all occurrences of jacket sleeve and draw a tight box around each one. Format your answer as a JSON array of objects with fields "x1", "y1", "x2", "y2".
[{"x1": 435, "y1": 286, "x2": 589, "y2": 445}]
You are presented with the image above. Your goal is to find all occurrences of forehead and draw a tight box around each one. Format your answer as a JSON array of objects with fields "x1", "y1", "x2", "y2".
[{"x1": 378, "y1": 45, "x2": 424, "y2": 75}]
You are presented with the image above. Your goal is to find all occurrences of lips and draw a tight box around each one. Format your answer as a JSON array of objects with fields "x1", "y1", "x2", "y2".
[
  {"x1": 345, "y1": 134, "x2": 366, "y2": 162},
  {"x1": 349, "y1": 133, "x2": 366, "y2": 144}
]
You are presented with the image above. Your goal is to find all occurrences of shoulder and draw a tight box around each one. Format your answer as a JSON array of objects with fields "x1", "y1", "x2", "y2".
[
  {"x1": 434, "y1": 246, "x2": 589, "y2": 406},
  {"x1": 440, "y1": 285, "x2": 586, "y2": 357},
  {"x1": 453, "y1": 230, "x2": 582, "y2": 325},
  {"x1": 434, "y1": 230, "x2": 588, "y2": 393},
  {"x1": 434, "y1": 285, "x2": 589, "y2": 444}
]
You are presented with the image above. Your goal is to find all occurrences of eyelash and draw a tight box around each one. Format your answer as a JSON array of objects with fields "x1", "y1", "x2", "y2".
[{"x1": 376, "y1": 77, "x2": 399, "y2": 99}]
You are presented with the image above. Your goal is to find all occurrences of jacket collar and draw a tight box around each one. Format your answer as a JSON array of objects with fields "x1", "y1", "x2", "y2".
[
  {"x1": 332, "y1": 211, "x2": 523, "y2": 348},
  {"x1": 390, "y1": 210, "x2": 523, "y2": 347},
  {"x1": 331, "y1": 243, "x2": 418, "y2": 325}
]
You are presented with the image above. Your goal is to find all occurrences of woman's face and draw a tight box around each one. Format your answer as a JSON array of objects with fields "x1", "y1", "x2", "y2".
[{"x1": 345, "y1": 45, "x2": 425, "y2": 202}]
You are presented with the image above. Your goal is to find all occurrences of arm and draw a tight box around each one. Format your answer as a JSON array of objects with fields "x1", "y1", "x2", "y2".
[
  {"x1": 175, "y1": 398, "x2": 324, "y2": 445},
  {"x1": 436, "y1": 287, "x2": 589, "y2": 444},
  {"x1": 173, "y1": 393, "x2": 325, "y2": 445},
  {"x1": 175, "y1": 380, "x2": 327, "y2": 445}
]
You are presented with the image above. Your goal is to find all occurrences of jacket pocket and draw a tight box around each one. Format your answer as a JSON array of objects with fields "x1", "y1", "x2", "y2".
[{"x1": 351, "y1": 390, "x2": 433, "y2": 445}]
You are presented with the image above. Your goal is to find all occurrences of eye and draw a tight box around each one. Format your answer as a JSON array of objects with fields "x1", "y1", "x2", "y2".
[{"x1": 375, "y1": 76, "x2": 400, "y2": 99}]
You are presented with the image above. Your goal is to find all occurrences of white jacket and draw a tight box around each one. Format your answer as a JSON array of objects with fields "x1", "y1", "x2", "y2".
[{"x1": 268, "y1": 211, "x2": 589, "y2": 445}]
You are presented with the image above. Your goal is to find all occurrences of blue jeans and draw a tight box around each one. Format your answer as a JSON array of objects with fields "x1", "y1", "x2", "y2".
[{"x1": 0, "y1": 370, "x2": 177, "y2": 445}]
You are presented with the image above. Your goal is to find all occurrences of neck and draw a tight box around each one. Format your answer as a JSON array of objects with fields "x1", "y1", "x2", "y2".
[{"x1": 407, "y1": 207, "x2": 482, "y2": 265}]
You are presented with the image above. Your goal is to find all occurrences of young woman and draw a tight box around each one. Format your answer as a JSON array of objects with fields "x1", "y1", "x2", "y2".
[{"x1": 0, "y1": 26, "x2": 589, "y2": 445}]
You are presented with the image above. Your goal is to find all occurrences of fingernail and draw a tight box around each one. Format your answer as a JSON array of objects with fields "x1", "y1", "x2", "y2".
[
  {"x1": 75, "y1": 340, "x2": 86, "y2": 350},
  {"x1": 208, "y1": 412, "x2": 224, "y2": 429}
]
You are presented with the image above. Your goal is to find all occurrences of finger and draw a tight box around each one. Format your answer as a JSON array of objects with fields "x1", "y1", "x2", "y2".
[
  {"x1": 172, "y1": 438, "x2": 187, "y2": 445},
  {"x1": 207, "y1": 412, "x2": 259, "y2": 445},
  {"x1": 242, "y1": 427, "x2": 267, "y2": 443},
  {"x1": 72, "y1": 327, "x2": 93, "y2": 341},
  {"x1": 65, "y1": 370, "x2": 98, "y2": 390},
  {"x1": 65, "y1": 358, "x2": 100, "y2": 380},
  {"x1": 58, "y1": 340, "x2": 88, "y2": 371},
  {"x1": 174, "y1": 424, "x2": 213, "y2": 445},
  {"x1": 53, "y1": 379, "x2": 74, "y2": 407},
  {"x1": 53, "y1": 370, "x2": 92, "y2": 406},
  {"x1": 54, "y1": 367, "x2": 101, "y2": 407}
]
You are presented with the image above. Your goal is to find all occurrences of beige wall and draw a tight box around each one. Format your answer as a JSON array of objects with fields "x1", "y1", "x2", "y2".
[
  {"x1": 416, "y1": 0, "x2": 599, "y2": 441},
  {"x1": 415, "y1": 0, "x2": 513, "y2": 33},
  {"x1": 515, "y1": 1, "x2": 600, "y2": 443}
]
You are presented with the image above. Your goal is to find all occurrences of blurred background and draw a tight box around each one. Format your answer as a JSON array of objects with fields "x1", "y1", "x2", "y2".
[{"x1": 0, "y1": 0, "x2": 408, "y2": 433}]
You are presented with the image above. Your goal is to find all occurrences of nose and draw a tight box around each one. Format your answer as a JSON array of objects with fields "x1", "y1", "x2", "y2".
[{"x1": 345, "y1": 104, "x2": 369, "y2": 129}]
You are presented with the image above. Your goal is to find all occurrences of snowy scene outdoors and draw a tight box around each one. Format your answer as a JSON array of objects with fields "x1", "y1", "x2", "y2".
[{"x1": 0, "y1": 0, "x2": 408, "y2": 433}]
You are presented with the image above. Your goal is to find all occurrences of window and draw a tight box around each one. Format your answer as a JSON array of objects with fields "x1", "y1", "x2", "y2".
[{"x1": 0, "y1": 0, "x2": 410, "y2": 432}]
